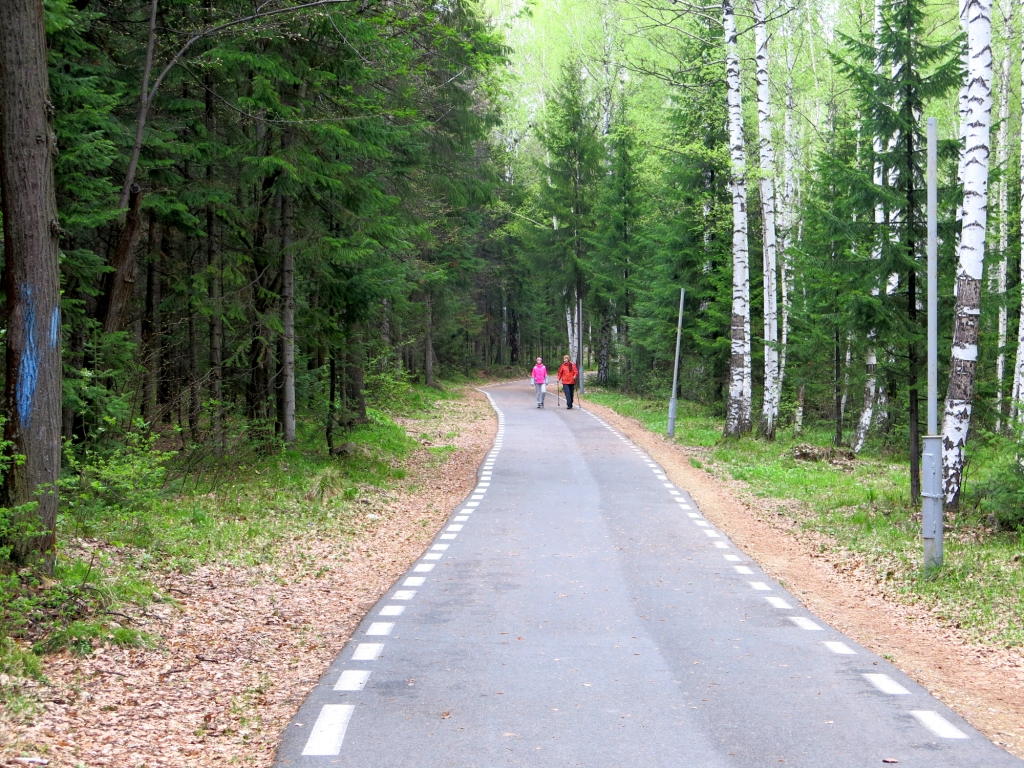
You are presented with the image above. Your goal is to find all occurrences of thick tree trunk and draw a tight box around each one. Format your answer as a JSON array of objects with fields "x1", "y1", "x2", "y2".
[
  {"x1": 281, "y1": 193, "x2": 296, "y2": 442},
  {"x1": 723, "y1": 0, "x2": 752, "y2": 436},
  {"x1": 754, "y1": 0, "x2": 779, "y2": 439},
  {"x1": 942, "y1": 0, "x2": 993, "y2": 505},
  {"x1": 779, "y1": 29, "x2": 797, "y2": 402},
  {"x1": 0, "y1": 0, "x2": 62, "y2": 566}
]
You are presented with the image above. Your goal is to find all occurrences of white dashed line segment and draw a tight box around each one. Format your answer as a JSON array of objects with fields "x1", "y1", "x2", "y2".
[
  {"x1": 352, "y1": 643, "x2": 384, "y2": 661},
  {"x1": 911, "y1": 710, "x2": 969, "y2": 739},
  {"x1": 334, "y1": 670, "x2": 371, "y2": 691},
  {"x1": 788, "y1": 616, "x2": 823, "y2": 631},
  {"x1": 380, "y1": 605, "x2": 405, "y2": 616},
  {"x1": 301, "y1": 704, "x2": 355, "y2": 755},
  {"x1": 863, "y1": 674, "x2": 910, "y2": 695},
  {"x1": 823, "y1": 641, "x2": 856, "y2": 654}
]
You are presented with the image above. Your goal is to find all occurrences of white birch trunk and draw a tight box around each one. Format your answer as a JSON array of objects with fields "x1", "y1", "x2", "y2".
[
  {"x1": 754, "y1": 0, "x2": 779, "y2": 439},
  {"x1": 1013, "y1": 0, "x2": 1024, "y2": 425},
  {"x1": 854, "y1": 0, "x2": 886, "y2": 454},
  {"x1": 994, "y1": 0, "x2": 1011, "y2": 431},
  {"x1": 942, "y1": 0, "x2": 993, "y2": 504},
  {"x1": 777, "y1": 16, "x2": 797, "y2": 405},
  {"x1": 724, "y1": 0, "x2": 752, "y2": 436}
]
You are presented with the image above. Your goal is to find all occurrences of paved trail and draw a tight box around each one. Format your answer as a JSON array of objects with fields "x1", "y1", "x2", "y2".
[{"x1": 275, "y1": 381, "x2": 1020, "y2": 767}]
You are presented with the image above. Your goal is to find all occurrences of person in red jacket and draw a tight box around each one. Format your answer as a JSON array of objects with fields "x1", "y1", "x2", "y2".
[{"x1": 556, "y1": 355, "x2": 578, "y2": 409}]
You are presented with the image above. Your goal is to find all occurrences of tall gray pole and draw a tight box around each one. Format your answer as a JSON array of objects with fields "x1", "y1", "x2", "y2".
[
  {"x1": 667, "y1": 288, "x2": 686, "y2": 438},
  {"x1": 922, "y1": 117, "x2": 943, "y2": 569},
  {"x1": 577, "y1": 293, "x2": 584, "y2": 404}
]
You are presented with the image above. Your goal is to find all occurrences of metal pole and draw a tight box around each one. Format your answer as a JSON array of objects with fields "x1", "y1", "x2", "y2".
[
  {"x1": 922, "y1": 117, "x2": 943, "y2": 570},
  {"x1": 577, "y1": 293, "x2": 584, "y2": 406},
  {"x1": 667, "y1": 288, "x2": 686, "y2": 438}
]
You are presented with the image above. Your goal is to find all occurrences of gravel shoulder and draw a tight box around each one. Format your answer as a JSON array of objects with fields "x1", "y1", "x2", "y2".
[
  {"x1": 0, "y1": 388, "x2": 495, "y2": 767},
  {"x1": 583, "y1": 398, "x2": 1024, "y2": 760}
]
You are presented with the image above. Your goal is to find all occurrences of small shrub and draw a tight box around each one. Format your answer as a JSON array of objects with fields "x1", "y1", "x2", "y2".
[{"x1": 972, "y1": 455, "x2": 1024, "y2": 531}]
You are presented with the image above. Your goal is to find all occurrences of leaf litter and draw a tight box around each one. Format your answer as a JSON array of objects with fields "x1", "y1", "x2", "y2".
[{"x1": 0, "y1": 389, "x2": 495, "y2": 767}]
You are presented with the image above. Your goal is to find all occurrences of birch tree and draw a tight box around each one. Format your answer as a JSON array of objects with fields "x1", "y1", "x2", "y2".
[
  {"x1": 942, "y1": 0, "x2": 993, "y2": 504},
  {"x1": 853, "y1": 0, "x2": 887, "y2": 454},
  {"x1": 992, "y1": 0, "x2": 1012, "y2": 432},
  {"x1": 754, "y1": 0, "x2": 780, "y2": 439},
  {"x1": 724, "y1": 0, "x2": 752, "y2": 436},
  {"x1": 1013, "y1": 0, "x2": 1024, "y2": 424}
]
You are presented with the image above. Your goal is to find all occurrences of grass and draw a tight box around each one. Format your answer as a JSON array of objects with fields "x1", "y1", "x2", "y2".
[
  {"x1": 586, "y1": 388, "x2": 1024, "y2": 647},
  {"x1": 0, "y1": 378, "x2": 466, "y2": 708}
]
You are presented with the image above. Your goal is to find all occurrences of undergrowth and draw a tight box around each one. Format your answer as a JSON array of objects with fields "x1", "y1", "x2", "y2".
[
  {"x1": 0, "y1": 375, "x2": 462, "y2": 707},
  {"x1": 587, "y1": 388, "x2": 1024, "y2": 647}
]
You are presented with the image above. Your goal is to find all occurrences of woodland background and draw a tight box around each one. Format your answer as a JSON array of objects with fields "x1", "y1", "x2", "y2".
[{"x1": 1, "y1": 0, "x2": 1024, "y2": 708}]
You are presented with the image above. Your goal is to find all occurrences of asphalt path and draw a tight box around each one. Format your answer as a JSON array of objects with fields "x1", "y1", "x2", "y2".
[{"x1": 274, "y1": 380, "x2": 1021, "y2": 767}]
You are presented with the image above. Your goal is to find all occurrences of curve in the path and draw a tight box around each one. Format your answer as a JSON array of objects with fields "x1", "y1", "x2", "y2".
[{"x1": 274, "y1": 381, "x2": 1021, "y2": 767}]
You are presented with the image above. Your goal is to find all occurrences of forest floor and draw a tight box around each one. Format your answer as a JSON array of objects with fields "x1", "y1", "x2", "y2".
[
  {"x1": 582, "y1": 389, "x2": 1024, "y2": 760},
  {"x1": 0, "y1": 384, "x2": 495, "y2": 767}
]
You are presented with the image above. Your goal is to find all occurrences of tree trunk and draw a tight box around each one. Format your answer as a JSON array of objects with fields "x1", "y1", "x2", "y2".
[
  {"x1": 143, "y1": 214, "x2": 161, "y2": 426},
  {"x1": 778, "y1": 26, "x2": 797, "y2": 402},
  {"x1": 344, "y1": 327, "x2": 368, "y2": 423},
  {"x1": 834, "y1": 331, "x2": 843, "y2": 446},
  {"x1": 1013, "y1": 0, "x2": 1024, "y2": 425},
  {"x1": 187, "y1": 246, "x2": 200, "y2": 444},
  {"x1": 754, "y1": 0, "x2": 779, "y2": 440},
  {"x1": 723, "y1": 0, "x2": 752, "y2": 436},
  {"x1": 597, "y1": 311, "x2": 612, "y2": 385},
  {"x1": 942, "y1": 0, "x2": 993, "y2": 505},
  {"x1": 993, "y1": 0, "x2": 1011, "y2": 432},
  {"x1": 327, "y1": 352, "x2": 337, "y2": 452},
  {"x1": 0, "y1": 0, "x2": 62, "y2": 566},
  {"x1": 281, "y1": 193, "x2": 296, "y2": 442},
  {"x1": 100, "y1": 185, "x2": 145, "y2": 333},
  {"x1": 795, "y1": 385, "x2": 805, "y2": 435},
  {"x1": 856, "y1": 0, "x2": 888, "y2": 453},
  {"x1": 424, "y1": 295, "x2": 436, "y2": 387}
]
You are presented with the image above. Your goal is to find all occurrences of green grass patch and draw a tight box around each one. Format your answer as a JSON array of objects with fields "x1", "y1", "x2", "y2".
[
  {"x1": 589, "y1": 388, "x2": 1024, "y2": 647},
  {"x1": 1, "y1": 379, "x2": 466, "y2": 691}
]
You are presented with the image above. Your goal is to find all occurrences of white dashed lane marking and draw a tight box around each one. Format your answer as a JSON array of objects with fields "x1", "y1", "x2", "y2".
[
  {"x1": 788, "y1": 616, "x2": 823, "y2": 631},
  {"x1": 302, "y1": 704, "x2": 355, "y2": 756},
  {"x1": 424, "y1": 553, "x2": 443, "y2": 560},
  {"x1": 766, "y1": 596, "x2": 792, "y2": 609},
  {"x1": 441, "y1": 534, "x2": 457, "y2": 540},
  {"x1": 750, "y1": 581, "x2": 772, "y2": 591},
  {"x1": 335, "y1": 670, "x2": 371, "y2": 691},
  {"x1": 393, "y1": 590, "x2": 416, "y2": 600},
  {"x1": 823, "y1": 641, "x2": 856, "y2": 654},
  {"x1": 447, "y1": 524, "x2": 464, "y2": 531},
  {"x1": 367, "y1": 622, "x2": 394, "y2": 636},
  {"x1": 352, "y1": 643, "x2": 384, "y2": 661},
  {"x1": 404, "y1": 577, "x2": 426, "y2": 586},
  {"x1": 723, "y1": 554, "x2": 741, "y2": 561},
  {"x1": 863, "y1": 674, "x2": 910, "y2": 695},
  {"x1": 413, "y1": 564, "x2": 435, "y2": 573},
  {"x1": 733, "y1": 566, "x2": 754, "y2": 575},
  {"x1": 911, "y1": 710, "x2": 969, "y2": 739},
  {"x1": 380, "y1": 605, "x2": 405, "y2": 616}
]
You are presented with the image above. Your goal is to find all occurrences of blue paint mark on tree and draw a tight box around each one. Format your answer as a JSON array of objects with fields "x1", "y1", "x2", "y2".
[
  {"x1": 17, "y1": 284, "x2": 39, "y2": 432},
  {"x1": 50, "y1": 306, "x2": 60, "y2": 348}
]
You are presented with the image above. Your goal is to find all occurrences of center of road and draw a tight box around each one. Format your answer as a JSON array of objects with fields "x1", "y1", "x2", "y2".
[{"x1": 274, "y1": 382, "x2": 1019, "y2": 768}]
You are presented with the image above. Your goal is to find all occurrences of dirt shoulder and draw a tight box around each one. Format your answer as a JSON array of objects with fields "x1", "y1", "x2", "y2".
[
  {"x1": 584, "y1": 399, "x2": 1024, "y2": 760},
  {"x1": 1, "y1": 388, "x2": 495, "y2": 768}
]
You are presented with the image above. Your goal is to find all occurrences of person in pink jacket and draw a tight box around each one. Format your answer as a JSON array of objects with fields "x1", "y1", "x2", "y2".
[{"x1": 531, "y1": 357, "x2": 548, "y2": 408}]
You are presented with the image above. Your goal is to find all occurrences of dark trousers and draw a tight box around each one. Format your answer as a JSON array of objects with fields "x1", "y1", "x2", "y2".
[{"x1": 563, "y1": 383, "x2": 574, "y2": 408}]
